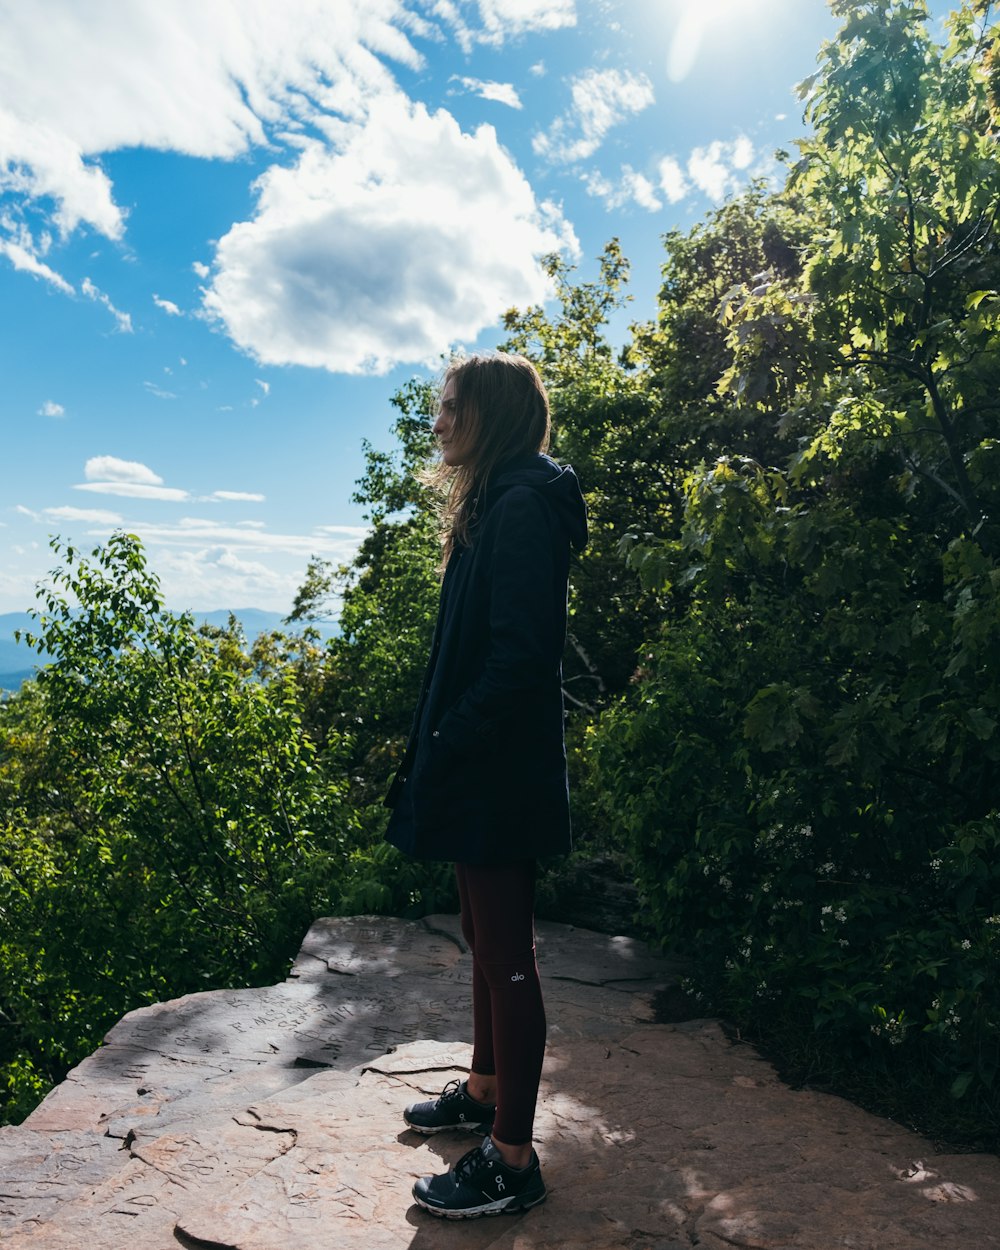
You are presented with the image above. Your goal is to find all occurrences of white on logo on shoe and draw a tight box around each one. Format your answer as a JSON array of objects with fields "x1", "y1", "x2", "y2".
[
  {"x1": 495, "y1": 1175, "x2": 506, "y2": 1192},
  {"x1": 510, "y1": 972, "x2": 525, "y2": 982}
]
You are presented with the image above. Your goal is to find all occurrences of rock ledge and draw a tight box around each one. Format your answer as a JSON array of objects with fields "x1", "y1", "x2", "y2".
[{"x1": 2, "y1": 915, "x2": 998, "y2": 1249}]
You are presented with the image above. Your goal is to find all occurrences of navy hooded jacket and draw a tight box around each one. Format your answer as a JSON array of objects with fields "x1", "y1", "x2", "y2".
[{"x1": 384, "y1": 452, "x2": 588, "y2": 864}]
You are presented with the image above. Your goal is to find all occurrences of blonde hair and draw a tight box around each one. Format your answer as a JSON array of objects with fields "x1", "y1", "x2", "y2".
[{"x1": 433, "y1": 352, "x2": 551, "y2": 557}]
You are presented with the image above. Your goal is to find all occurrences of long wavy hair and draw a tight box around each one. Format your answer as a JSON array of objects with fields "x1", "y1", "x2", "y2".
[{"x1": 432, "y1": 352, "x2": 551, "y2": 558}]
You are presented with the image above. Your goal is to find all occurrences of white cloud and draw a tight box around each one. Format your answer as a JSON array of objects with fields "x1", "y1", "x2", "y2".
[
  {"x1": 0, "y1": 2, "x2": 580, "y2": 376},
  {"x1": 38, "y1": 400, "x2": 66, "y2": 418},
  {"x1": 437, "y1": 0, "x2": 575, "y2": 52},
  {"x1": 67, "y1": 459, "x2": 269, "y2": 508},
  {"x1": 44, "y1": 505, "x2": 123, "y2": 524},
  {"x1": 203, "y1": 95, "x2": 575, "y2": 374},
  {"x1": 6, "y1": 498, "x2": 368, "y2": 613},
  {"x1": 0, "y1": 238, "x2": 73, "y2": 293},
  {"x1": 113, "y1": 518, "x2": 367, "y2": 559},
  {"x1": 730, "y1": 134, "x2": 754, "y2": 171},
  {"x1": 153, "y1": 293, "x2": 182, "y2": 315},
  {"x1": 0, "y1": 113, "x2": 124, "y2": 241},
  {"x1": 85, "y1": 456, "x2": 163, "y2": 485},
  {"x1": 254, "y1": 379, "x2": 270, "y2": 395},
  {"x1": 651, "y1": 138, "x2": 769, "y2": 207},
  {"x1": 688, "y1": 138, "x2": 756, "y2": 201},
  {"x1": 76, "y1": 456, "x2": 188, "y2": 500},
  {"x1": 658, "y1": 155, "x2": 690, "y2": 204},
  {"x1": 476, "y1": 0, "x2": 575, "y2": 41},
  {"x1": 81, "y1": 277, "x2": 132, "y2": 332},
  {"x1": 0, "y1": 1, "x2": 428, "y2": 277},
  {"x1": 75, "y1": 482, "x2": 190, "y2": 501},
  {"x1": 152, "y1": 545, "x2": 295, "y2": 610},
  {"x1": 453, "y1": 77, "x2": 523, "y2": 109},
  {"x1": 585, "y1": 166, "x2": 661, "y2": 213},
  {"x1": 533, "y1": 68, "x2": 654, "y2": 164}
]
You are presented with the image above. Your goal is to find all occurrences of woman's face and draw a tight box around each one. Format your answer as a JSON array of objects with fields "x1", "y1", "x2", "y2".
[{"x1": 432, "y1": 376, "x2": 470, "y2": 466}]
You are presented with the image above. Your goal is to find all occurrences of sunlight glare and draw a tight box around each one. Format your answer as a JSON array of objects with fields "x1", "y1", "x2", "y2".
[{"x1": 667, "y1": 0, "x2": 777, "y2": 83}]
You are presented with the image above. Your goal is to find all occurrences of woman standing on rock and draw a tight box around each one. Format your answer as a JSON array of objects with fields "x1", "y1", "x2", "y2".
[{"x1": 384, "y1": 351, "x2": 587, "y2": 1219}]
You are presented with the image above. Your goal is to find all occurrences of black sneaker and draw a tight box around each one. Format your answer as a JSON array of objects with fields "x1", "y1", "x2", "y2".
[
  {"x1": 413, "y1": 1136, "x2": 546, "y2": 1219},
  {"x1": 403, "y1": 1079, "x2": 496, "y2": 1135}
]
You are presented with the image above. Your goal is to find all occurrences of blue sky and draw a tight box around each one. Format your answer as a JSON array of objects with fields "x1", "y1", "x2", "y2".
[{"x1": 1, "y1": 0, "x2": 956, "y2": 614}]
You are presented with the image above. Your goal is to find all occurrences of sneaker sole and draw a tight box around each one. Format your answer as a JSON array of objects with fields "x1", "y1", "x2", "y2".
[
  {"x1": 414, "y1": 1190, "x2": 547, "y2": 1219},
  {"x1": 403, "y1": 1117, "x2": 493, "y2": 1136}
]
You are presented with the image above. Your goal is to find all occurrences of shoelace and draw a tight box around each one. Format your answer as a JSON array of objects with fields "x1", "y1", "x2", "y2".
[
  {"x1": 452, "y1": 1143, "x2": 494, "y2": 1182},
  {"x1": 436, "y1": 1079, "x2": 464, "y2": 1106}
]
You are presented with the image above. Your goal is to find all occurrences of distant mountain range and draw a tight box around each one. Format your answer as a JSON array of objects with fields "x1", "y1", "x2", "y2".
[{"x1": 0, "y1": 610, "x2": 339, "y2": 693}]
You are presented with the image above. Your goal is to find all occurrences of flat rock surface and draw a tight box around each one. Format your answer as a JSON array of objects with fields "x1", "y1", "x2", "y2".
[{"x1": 1, "y1": 915, "x2": 997, "y2": 1249}]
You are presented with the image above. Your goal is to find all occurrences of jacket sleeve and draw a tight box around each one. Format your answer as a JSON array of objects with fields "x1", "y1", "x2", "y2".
[{"x1": 431, "y1": 486, "x2": 564, "y2": 758}]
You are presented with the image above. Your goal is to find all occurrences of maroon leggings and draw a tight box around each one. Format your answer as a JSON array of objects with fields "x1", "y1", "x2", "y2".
[{"x1": 454, "y1": 860, "x2": 546, "y2": 1147}]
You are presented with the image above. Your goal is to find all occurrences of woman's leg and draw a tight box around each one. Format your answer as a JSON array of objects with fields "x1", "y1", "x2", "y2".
[
  {"x1": 454, "y1": 863, "x2": 497, "y2": 1102},
  {"x1": 459, "y1": 860, "x2": 544, "y2": 1165}
]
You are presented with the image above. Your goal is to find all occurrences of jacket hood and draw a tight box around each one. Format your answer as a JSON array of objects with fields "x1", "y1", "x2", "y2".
[{"x1": 489, "y1": 452, "x2": 588, "y2": 551}]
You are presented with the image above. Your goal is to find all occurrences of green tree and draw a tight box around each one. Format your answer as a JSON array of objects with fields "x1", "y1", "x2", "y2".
[
  {"x1": 594, "y1": 0, "x2": 1000, "y2": 1143},
  {"x1": 0, "y1": 534, "x2": 355, "y2": 1122}
]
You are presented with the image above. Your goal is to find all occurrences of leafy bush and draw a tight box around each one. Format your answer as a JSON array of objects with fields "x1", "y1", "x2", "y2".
[{"x1": 0, "y1": 534, "x2": 435, "y2": 1123}]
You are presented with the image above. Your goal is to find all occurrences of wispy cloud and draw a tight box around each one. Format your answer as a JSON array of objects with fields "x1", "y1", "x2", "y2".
[
  {"x1": 153, "y1": 293, "x2": 182, "y2": 315},
  {"x1": 314, "y1": 524, "x2": 371, "y2": 537},
  {"x1": 144, "y1": 380, "x2": 177, "y2": 400},
  {"x1": 478, "y1": 0, "x2": 575, "y2": 39},
  {"x1": 37, "y1": 400, "x2": 66, "y2": 418},
  {"x1": 211, "y1": 490, "x2": 266, "y2": 503},
  {"x1": 452, "y1": 76, "x2": 523, "y2": 109},
  {"x1": 103, "y1": 516, "x2": 368, "y2": 558},
  {"x1": 533, "y1": 68, "x2": 654, "y2": 164},
  {"x1": 81, "y1": 278, "x2": 132, "y2": 332},
  {"x1": 44, "y1": 505, "x2": 123, "y2": 524},
  {"x1": 439, "y1": 0, "x2": 576, "y2": 52},
  {"x1": 0, "y1": 238, "x2": 73, "y2": 293},
  {"x1": 74, "y1": 481, "x2": 188, "y2": 501}
]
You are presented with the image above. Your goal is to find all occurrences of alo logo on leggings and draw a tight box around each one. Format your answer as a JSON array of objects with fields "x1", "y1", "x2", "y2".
[{"x1": 510, "y1": 971, "x2": 525, "y2": 982}]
